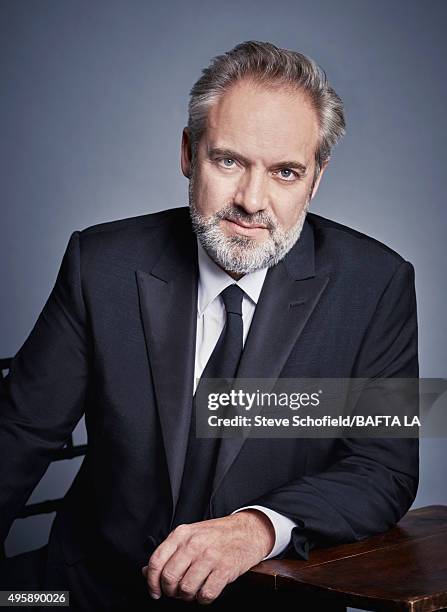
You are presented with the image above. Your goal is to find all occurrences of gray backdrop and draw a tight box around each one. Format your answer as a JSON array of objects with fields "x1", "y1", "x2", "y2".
[{"x1": 1, "y1": 1, "x2": 446, "y2": 603}]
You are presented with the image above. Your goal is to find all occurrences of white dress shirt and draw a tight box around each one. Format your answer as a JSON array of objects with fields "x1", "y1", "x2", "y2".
[{"x1": 195, "y1": 238, "x2": 296, "y2": 560}]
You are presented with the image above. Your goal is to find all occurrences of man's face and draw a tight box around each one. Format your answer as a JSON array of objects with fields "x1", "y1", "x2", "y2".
[{"x1": 181, "y1": 79, "x2": 326, "y2": 277}]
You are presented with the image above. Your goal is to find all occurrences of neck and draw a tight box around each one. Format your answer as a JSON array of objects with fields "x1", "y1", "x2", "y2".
[{"x1": 223, "y1": 268, "x2": 245, "y2": 281}]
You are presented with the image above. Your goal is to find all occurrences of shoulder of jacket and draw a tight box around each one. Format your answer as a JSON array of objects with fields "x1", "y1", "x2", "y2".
[
  {"x1": 307, "y1": 212, "x2": 409, "y2": 270},
  {"x1": 79, "y1": 206, "x2": 189, "y2": 237}
]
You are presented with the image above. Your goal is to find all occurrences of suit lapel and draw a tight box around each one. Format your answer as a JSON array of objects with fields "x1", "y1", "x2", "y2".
[
  {"x1": 211, "y1": 220, "x2": 330, "y2": 499},
  {"x1": 136, "y1": 218, "x2": 198, "y2": 524}
]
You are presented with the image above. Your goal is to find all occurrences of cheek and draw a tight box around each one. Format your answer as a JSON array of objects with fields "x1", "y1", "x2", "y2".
[
  {"x1": 194, "y1": 171, "x2": 236, "y2": 212},
  {"x1": 270, "y1": 190, "x2": 310, "y2": 230}
]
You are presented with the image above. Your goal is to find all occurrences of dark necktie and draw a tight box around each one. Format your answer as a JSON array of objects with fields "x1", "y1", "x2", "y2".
[{"x1": 172, "y1": 284, "x2": 245, "y2": 527}]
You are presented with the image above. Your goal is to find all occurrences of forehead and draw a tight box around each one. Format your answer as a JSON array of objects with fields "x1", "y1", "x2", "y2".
[{"x1": 204, "y1": 79, "x2": 320, "y2": 165}]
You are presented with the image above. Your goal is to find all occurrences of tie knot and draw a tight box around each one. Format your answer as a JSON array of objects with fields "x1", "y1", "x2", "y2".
[{"x1": 221, "y1": 284, "x2": 244, "y2": 316}]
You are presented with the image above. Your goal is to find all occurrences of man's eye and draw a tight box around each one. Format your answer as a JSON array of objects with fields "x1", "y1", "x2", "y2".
[
  {"x1": 275, "y1": 168, "x2": 298, "y2": 181},
  {"x1": 218, "y1": 158, "x2": 236, "y2": 168}
]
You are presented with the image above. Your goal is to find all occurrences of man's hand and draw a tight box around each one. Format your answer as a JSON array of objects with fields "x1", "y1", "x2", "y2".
[{"x1": 141, "y1": 509, "x2": 275, "y2": 604}]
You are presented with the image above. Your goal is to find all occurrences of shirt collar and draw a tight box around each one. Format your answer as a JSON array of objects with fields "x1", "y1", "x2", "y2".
[{"x1": 196, "y1": 237, "x2": 268, "y2": 315}]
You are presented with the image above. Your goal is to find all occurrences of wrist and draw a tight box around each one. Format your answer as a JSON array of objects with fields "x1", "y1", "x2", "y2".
[{"x1": 232, "y1": 509, "x2": 275, "y2": 559}]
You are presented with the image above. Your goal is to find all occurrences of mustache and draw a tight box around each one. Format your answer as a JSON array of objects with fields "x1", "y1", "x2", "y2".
[{"x1": 214, "y1": 206, "x2": 276, "y2": 231}]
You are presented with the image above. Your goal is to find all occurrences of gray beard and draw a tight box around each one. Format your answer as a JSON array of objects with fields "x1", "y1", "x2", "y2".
[{"x1": 188, "y1": 180, "x2": 310, "y2": 275}]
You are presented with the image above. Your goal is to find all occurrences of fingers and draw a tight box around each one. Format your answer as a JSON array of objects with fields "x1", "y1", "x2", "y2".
[
  {"x1": 170, "y1": 561, "x2": 213, "y2": 602},
  {"x1": 145, "y1": 533, "x2": 179, "y2": 599},
  {"x1": 172, "y1": 546, "x2": 231, "y2": 603},
  {"x1": 143, "y1": 554, "x2": 227, "y2": 604},
  {"x1": 195, "y1": 570, "x2": 229, "y2": 605},
  {"x1": 159, "y1": 550, "x2": 196, "y2": 599}
]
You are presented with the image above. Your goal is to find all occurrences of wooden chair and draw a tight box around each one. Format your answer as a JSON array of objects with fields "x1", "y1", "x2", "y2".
[{"x1": 0, "y1": 356, "x2": 87, "y2": 559}]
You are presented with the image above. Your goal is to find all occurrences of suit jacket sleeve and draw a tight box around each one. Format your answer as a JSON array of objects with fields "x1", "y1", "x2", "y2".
[
  {"x1": 246, "y1": 260, "x2": 419, "y2": 560},
  {"x1": 0, "y1": 231, "x2": 88, "y2": 545}
]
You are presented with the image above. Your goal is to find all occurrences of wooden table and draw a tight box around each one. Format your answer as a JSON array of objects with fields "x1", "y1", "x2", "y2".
[{"x1": 241, "y1": 505, "x2": 447, "y2": 611}]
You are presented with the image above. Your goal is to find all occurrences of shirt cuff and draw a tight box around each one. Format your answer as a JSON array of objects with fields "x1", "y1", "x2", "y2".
[{"x1": 231, "y1": 504, "x2": 297, "y2": 560}]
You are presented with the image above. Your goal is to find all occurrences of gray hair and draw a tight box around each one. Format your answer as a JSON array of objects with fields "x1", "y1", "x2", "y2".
[{"x1": 187, "y1": 40, "x2": 346, "y2": 181}]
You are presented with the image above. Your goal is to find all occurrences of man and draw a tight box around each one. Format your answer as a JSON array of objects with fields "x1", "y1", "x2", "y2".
[{"x1": 0, "y1": 41, "x2": 418, "y2": 610}]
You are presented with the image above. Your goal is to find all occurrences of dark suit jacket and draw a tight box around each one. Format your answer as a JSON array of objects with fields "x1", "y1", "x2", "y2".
[{"x1": 0, "y1": 206, "x2": 418, "y2": 574}]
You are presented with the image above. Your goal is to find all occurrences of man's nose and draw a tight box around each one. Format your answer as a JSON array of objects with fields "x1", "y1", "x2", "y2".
[{"x1": 234, "y1": 169, "x2": 268, "y2": 214}]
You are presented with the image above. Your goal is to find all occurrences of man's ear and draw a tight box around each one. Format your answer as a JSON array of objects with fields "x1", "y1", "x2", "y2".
[
  {"x1": 181, "y1": 127, "x2": 192, "y2": 179},
  {"x1": 310, "y1": 159, "x2": 330, "y2": 201}
]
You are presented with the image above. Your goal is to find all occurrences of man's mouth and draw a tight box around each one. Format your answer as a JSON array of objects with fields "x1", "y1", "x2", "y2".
[{"x1": 223, "y1": 217, "x2": 269, "y2": 235}]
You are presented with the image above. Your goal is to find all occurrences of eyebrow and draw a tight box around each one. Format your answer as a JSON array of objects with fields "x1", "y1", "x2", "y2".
[{"x1": 208, "y1": 147, "x2": 308, "y2": 176}]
